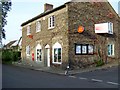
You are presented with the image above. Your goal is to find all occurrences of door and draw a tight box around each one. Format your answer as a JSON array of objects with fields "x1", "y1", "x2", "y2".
[
  {"x1": 46, "y1": 48, "x2": 50, "y2": 67},
  {"x1": 45, "y1": 44, "x2": 50, "y2": 67}
]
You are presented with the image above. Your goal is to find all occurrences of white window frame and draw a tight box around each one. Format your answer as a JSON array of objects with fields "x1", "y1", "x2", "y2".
[
  {"x1": 36, "y1": 44, "x2": 42, "y2": 62},
  {"x1": 107, "y1": 44, "x2": 114, "y2": 56},
  {"x1": 52, "y1": 42, "x2": 62, "y2": 64},
  {"x1": 27, "y1": 25, "x2": 31, "y2": 35},
  {"x1": 36, "y1": 21, "x2": 41, "y2": 33},
  {"x1": 26, "y1": 46, "x2": 30, "y2": 56},
  {"x1": 48, "y1": 15, "x2": 55, "y2": 29}
]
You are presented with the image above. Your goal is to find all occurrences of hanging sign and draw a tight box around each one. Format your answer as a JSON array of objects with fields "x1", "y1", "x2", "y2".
[
  {"x1": 95, "y1": 22, "x2": 113, "y2": 34},
  {"x1": 78, "y1": 26, "x2": 84, "y2": 33}
]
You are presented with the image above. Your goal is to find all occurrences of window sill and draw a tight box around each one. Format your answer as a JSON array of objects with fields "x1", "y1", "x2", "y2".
[
  {"x1": 36, "y1": 60, "x2": 42, "y2": 62},
  {"x1": 107, "y1": 55, "x2": 115, "y2": 57},
  {"x1": 36, "y1": 30, "x2": 41, "y2": 33},
  {"x1": 52, "y1": 62, "x2": 62, "y2": 64},
  {"x1": 48, "y1": 26, "x2": 55, "y2": 30},
  {"x1": 27, "y1": 34, "x2": 31, "y2": 36},
  {"x1": 26, "y1": 54, "x2": 30, "y2": 56}
]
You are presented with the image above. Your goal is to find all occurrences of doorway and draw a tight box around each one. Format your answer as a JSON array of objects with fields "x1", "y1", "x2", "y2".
[{"x1": 45, "y1": 44, "x2": 50, "y2": 67}]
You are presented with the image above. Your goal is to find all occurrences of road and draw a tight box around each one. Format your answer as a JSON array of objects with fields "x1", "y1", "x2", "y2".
[{"x1": 2, "y1": 64, "x2": 119, "y2": 88}]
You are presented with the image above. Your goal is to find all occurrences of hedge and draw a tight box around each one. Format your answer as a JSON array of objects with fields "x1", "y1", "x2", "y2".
[{"x1": 2, "y1": 49, "x2": 21, "y2": 64}]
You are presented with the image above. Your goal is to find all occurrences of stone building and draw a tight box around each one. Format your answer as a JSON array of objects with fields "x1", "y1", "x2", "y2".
[{"x1": 21, "y1": 1, "x2": 119, "y2": 69}]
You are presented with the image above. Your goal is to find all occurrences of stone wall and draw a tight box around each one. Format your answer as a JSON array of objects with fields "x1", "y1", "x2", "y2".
[
  {"x1": 21, "y1": 7, "x2": 69, "y2": 68},
  {"x1": 67, "y1": 2, "x2": 119, "y2": 69}
]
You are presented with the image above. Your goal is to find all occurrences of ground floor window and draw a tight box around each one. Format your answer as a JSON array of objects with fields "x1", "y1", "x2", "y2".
[
  {"x1": 26, "y1": 45, "x2": 30, "y2": 56},
  {"x1": 53, "y1": 42, "x2": 62, "y2": 64},
  {"x1": 54, "y1": 48, "x2": 61, "y2": 63},
  {"x1": 36, "y1": 44, "x2": 42, "y2": 62},
  {"x1": 36, "y1": 49, "x2": 42, "y2": 61},
  {"x1": 75, "y1": 44, "x2": 94, "y2": 55},
  {"x1": 107, "y1": 44, "x2": 114, "y2": 56}
]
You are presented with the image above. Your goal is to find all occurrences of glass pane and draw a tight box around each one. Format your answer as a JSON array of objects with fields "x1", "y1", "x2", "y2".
[
  {"x1": 37, "y1": 49, "x2": 42, "y2": 61},
  {"x1": 88, "y1": 45, "x2": 93, "y2": 54},
  {"x1": 58, "y1": 48, "x2": 61, "y2": 62},
  {"x1": 111, "y1": 45, "x2": 113, "y2": 55},
  {"x1": 54, "y1": 49, "x2": 57, "y2": 62},
  {"x1": 108, "y1": 45, "x2": 111, "y2": 55},
  {"x1": 52, "y1": 16, "x2": 55, "y2": 27},
  {"x1": 76, "y1": 45, "x2": 81, "y2": 54},
  {"x1": 82, "y1": 45, "x2": 87, "y2": 54}
]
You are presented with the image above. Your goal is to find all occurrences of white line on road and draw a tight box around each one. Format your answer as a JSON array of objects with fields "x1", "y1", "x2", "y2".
[
  {"x1": 107, "y1": 82, "x2": 119, "y2": 85},
  {"x1": 91, "y1": 79, "x2": 103, "y2": 82},
  {"x1": 79, "y1": 77, "x2": 87, "y2": 80},
  {"x1": 68, "y1": 76, "x2": 77, "y2": 78}
]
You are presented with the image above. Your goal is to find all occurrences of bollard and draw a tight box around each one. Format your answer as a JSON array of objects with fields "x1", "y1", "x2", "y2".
[{"x1": 65, "y1": 65, "x2": 69, "y2": 75}]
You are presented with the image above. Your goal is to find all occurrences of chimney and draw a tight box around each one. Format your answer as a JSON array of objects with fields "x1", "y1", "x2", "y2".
[{"x1": 44, "y1": 3, "x2": 53, "y2": 12}]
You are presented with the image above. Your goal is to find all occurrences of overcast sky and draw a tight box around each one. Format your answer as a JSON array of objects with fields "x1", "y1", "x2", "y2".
[{"x1": 2, "y1": 0, "x2": 119, "y2": 45}]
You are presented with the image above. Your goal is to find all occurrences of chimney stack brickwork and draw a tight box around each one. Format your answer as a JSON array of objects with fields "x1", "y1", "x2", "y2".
[{"x1": 44, "y1": 3, "x2": 53, "y2": 12}]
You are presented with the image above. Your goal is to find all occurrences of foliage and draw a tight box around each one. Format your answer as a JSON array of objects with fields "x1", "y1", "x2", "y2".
[
  {"x1": 0, "y1": 0, "x2": 12, "y2": 45},
  {"x1": 94, "y1": 46, "x2": 104, "y2": 67},
  {"x1": 94, "y1": 59, "x2": 104, "y2": 67},
  {"x1": 2, "y1": 49, "x2": 21, "y2": 64}
]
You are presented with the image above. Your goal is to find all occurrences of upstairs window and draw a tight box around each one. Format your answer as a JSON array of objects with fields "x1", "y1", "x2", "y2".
[
  {"x1": 36, "y1": 21, "x2": 41, "y2": 32},
  {"x1": 108, "y1": 44, "x2": 114, "y2": 56},
  {"x1": 27, "y1": 25, "x2": 31, "y2": 35},
  {"x1": 48, "y1": 15, "x2": 55, "y2": 29}
]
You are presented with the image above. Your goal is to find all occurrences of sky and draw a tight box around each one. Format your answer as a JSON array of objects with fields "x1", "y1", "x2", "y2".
[{"x1": 2, "y1": 0, "x2": 119, "y2": 45}]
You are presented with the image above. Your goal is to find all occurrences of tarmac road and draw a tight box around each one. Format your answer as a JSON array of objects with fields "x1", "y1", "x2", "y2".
[{"x1": 2, "y1": 64, "x2": 119, "y2": 88}]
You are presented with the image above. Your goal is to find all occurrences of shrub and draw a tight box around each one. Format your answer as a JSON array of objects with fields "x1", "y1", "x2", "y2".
[
  {"x1": 2, "y1": 49, "x2": 21, "y2": 64},
  {"x1": 94, "y1": 59, "x2": 104, "y2": 67}
]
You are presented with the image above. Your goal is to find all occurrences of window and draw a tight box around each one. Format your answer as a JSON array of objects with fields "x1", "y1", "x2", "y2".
[
  {"x1": 53, "y1": 42, "x2": 62, "y2": 64},
  {"x1": 36, "y1": 49, "x2": 42, "y2": 61},
  {"x1": 48, "y1": 15, "x2": 55, "y2": 29},
  {"x1": 108, "y1": 44, "x2": 114, "y2": 56},
  {"x1": 36, "y1": 21, "x2": 41, "y2": 32},
  {"x1": 108, "y1": 22, "x2": 113, "y2": 34},
  {"x1": 36, "y1": 44, "x2": 42, "y2": 62},
  {"x1": 27, "y1": 25, "x2": 31, "y2": 35},
  {"x1": 26, "y1": 46, "x2": 30, "y2": 56},
  {"x1": 88, "y1": 45, "x2": 94, "y2": 54},
  {"x1": 75, "y1": 44, "x2": 94, "y2": 55}
]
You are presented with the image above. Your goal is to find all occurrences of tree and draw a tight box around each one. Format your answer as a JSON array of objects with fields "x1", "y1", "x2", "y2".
[{"x1": 0, "y1": 0, "x2": 12, "y2": 47}]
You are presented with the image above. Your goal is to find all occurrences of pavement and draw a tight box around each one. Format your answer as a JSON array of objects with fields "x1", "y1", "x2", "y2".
[{"x1": 12, "y1": 60, "x2": 119, "y2": 76}]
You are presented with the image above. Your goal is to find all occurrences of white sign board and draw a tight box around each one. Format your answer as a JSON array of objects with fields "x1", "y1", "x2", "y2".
[{"x1": 95, "y1": 22, "x2": 113, "y2": 34}]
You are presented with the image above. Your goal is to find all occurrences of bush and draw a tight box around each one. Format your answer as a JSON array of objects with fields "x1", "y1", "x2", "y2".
[
  {"x1": 94, "y1": 59, "x2": 104, "y2": 67},
  {"x1": 2, "y1": 49, "x2": 21, "y2": 64}
]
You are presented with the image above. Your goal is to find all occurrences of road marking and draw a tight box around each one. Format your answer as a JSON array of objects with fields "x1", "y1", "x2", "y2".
[
  {"x1": 68, "y1": 76, "x2": 77, "y2": 78},
  {"x1": 107, "y1": 82, "x2": 119, "y2": 85},
  {"x1": 91, "y1": 79, "x2": 103, "y2": 82},
  {"x1": 79, "y1": 77, "x2": 87, "y2": 80}
]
